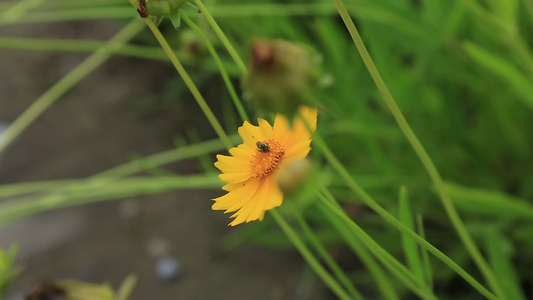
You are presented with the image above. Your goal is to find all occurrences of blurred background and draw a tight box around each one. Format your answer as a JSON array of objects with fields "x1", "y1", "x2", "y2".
[{"x1": 0, "y1": 0, "x2": 532, "y2": 299}]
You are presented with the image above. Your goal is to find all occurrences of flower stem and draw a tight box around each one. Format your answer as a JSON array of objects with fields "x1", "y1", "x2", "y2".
[
  {"x1": 293, "y1": 211, "x2": 364, "y2": 300},
  {"x1": 194, "y1": 0, "x2": 248, "y2": 76},
  {"x1": 128, "y1": 0, "x2": 233, "y2": 150},
  {"x1": 0, "y1": 19, "x2": 144, "y2": 156},
  {"x1": 318, "y1": 189, "x2": 399, "y2": 300},
  {"x1": 331, "y1": 0, "x2": 504, "y2": 298},
  {"x1": 270, "y1": 209, "x2": 352, "y2": 300},
  {"x1": 181, "y1": 12, "x2": 249, "y2": 122}
]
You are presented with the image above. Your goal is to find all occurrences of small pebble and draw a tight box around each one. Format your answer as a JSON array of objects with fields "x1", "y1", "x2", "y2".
[{"x1": 156, "y1": 255, "x2": 182, "y2": 281}]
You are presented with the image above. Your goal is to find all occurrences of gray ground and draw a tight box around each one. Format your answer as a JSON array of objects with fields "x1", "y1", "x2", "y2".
[{"x1": 0, "y1": 17, "x2": 325, "y2": 300}]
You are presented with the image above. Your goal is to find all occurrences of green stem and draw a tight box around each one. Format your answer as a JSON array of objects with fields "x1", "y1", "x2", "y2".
[
  {"x1": 0, "y1": 19, "x2": 144, "y2": 156},
  {"x1": 97, "y1": 135, "x2": 238, "y2": 178},
  {"x1": 0, "y1": 0, "x2": 44, "y2": 26},
  {"x1": 294, "y1": 211, "x2": 364, "y2": 300},
  {"x1": 0, "y1": 179, "x2": 85, "y2": 198},
  {"x1": 317, "y1": 193, "x2": 436, "y2": 300},
  {"x1": 0, "y1": 36, "x2": 239, "y2": 74},
  {"x1": 296, "y1": 112, "x2": 498, "y2": 300},
  {"x1": 417, "y1": 215, "x2": 434, "y2": 290},
  {"x1": 128, "y1": 1, "x2": 233, "y2": 150},
  {"x1": 0, "y1": 175, "x2": 221, "y2": 226},
  {"x1": 319, "y1": 189, "x2": 399, "y2": 300},
  {"x1": 270, "y1": 210, "x2": 352, "y2": 300},
  {"x1": 194, "y1": 0, "x2": 248, "y2": 76},
  {"x1": 331, "y1": 0, "x2": 504, "y2": 298},
  {"x1": 0, "y1": 36, "x2": 167, "y2": 60},
  {"x1": 181, "y1": 12, "x2": 249, "y2": 122}
]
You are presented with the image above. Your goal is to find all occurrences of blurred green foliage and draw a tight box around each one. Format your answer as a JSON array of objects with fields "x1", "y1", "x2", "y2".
[
  {"x1": 0, "y1": 0, "x2": 532, "y2": 298},
  {"x1": 205, "y1": 0, "x2": 533, "y2": 297},
  {"x1": 0, "y1": 244, "x2": 20, "y2": 299}
]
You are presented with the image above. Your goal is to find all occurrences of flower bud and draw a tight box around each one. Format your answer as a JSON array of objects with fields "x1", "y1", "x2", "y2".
[
  {"x1": 245, "y1": 39, "x2": 320, "y2": 118},
  {"x1": 277, "y1": 159, "x2": 313, "y2": 194},
  {"x1": 137, "y1": 0, "x2": 192, "y2": 29}
]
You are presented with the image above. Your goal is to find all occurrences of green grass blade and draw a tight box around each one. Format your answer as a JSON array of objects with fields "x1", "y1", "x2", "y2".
[
  {"x1": 270, "y1": 210, "x2": 352, "y2": 300},
  {"x1": 319, "y1": 200, "x2": 399, "y2": 300},
  {"x1": 294, "y1": 212, "x2": 364, "y2": 300},
  {"x1": 0, "y1": 176, "x2": 222, "y2": 226},
  {"x1": 318, "y1": 190, "x2": 438, "y2": 300},
  {"x1": 416, "y1": 215, "x2": 433, "y2": 290},
  {"x1": 398, "y1": 187, "x2": 425, "y2": 283},
  {"x1": 464, "y1": 41, "x2": 533, "y2": 110},
  {"x1": 444, "y1": 182, "x2": 533, "y2": 221},
  {"x1": 486, "y1": 229, "x2": 526, "y2": 300}
]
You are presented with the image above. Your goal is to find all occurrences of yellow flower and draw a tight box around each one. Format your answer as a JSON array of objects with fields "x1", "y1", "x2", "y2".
[{"x1": 213, "y1": 106, "x2": 318, "y2": 226}]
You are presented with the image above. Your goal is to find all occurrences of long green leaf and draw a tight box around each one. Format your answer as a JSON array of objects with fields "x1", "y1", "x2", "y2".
[
  {"x1": 444, "y1": 182, "x2": 533, "y2": 220},
  {"x1": 486, "y1": 229, "x2": 526, "y2": 300},
  {"x1": 398, "y1": 187, "x2": 425, "y2": 283},
  {"x1": 464, "y1": 41, "x2": 533, "y2": 110}
]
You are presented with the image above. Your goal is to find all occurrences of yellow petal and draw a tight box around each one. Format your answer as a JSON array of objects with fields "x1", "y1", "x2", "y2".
[
  {"x1": 263, "y1": 175, "x2": 283, "y2": 210},
  {"x1": 218, "y1": 172, "x2": 251, "y2": 183},
  {"x1": 282, "y1": 140, "x2": 311, "y2": 162},
  {"x1": 229, "y1": 145, "x2": 254, "y2": 159},
  {"x1": 273, "y1": 106, "x2": 317, "y2": 152},
  {"x1": 238, "y1": 119, "x2": 273, "y2": 150},
  {"x1": 222, "y1": 182, "x2": 241, "y2": 192},
  {"x1": 214, "y1": 154, "x2": 249, "y2": 174},
  {"x1": 212, "y1": 179, "x2": 260, "y2": 211},
  {"x1": 228, "y1": 175, "x2": 283, "y2": 226}
]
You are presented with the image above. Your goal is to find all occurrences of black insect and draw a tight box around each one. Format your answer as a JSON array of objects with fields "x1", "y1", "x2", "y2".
[{"x1": 256, "y1": 141, "x2": 270, "y2": 153}]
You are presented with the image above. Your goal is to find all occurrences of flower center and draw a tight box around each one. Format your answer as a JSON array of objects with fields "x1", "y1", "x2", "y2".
[{"x1": 250, "y1": 139, "x2": 284, "y2": 178}]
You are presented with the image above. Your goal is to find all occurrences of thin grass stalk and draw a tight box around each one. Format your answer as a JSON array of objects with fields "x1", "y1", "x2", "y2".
[
  {"x1": 330, "y1": 0, "x2": 505, "y2": 298},
  {"x1": 0, "y1": 19, "x2": 145, "y2": 156},
  {"x1": 270, "y1": 210, "x2": 352, "y2": 300},
  {"x1": 127, "y1": 0, "x2": 232, "y2": 149},
  {"x1": 318, "y1": 195, "x2": 400, "y2": 300},
  {"x1": 181, "y1": 12, "x2": 249, "y2": 122},
  {"x1": 317, "y1": 193, "x2": 436, "y2": 300},
  {"x1": 0, "y1": 136, "x2": 237, "y2": 227},
  {"x1": 293, "y1": 211, "x2": 364, "y2": 300},
  {"x1": 0, "y1": 176, "x2": 221, "y2": 226},
  {"x1": 193, "y1": 0, "x2": 247, "y2": 75},
  {"x1": 417, "y1": 215, "x2": 434, "y2": 290},
  {"x1": 0, "y1": 37, "x2": 167, "y2": 60}
]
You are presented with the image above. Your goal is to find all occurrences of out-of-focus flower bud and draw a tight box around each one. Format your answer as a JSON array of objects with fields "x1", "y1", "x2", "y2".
[
  {"x1": 245, "y1": 39, "x2": 320, "y2": 119},
  {"x1": 277, "y1": 159, "x2": 313, "y2": 195}
]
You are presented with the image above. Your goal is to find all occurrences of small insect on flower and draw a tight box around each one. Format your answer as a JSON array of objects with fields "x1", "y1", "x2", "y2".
[{"x1": 256, "y1": 141, "x2": 270, "y2": 153}]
